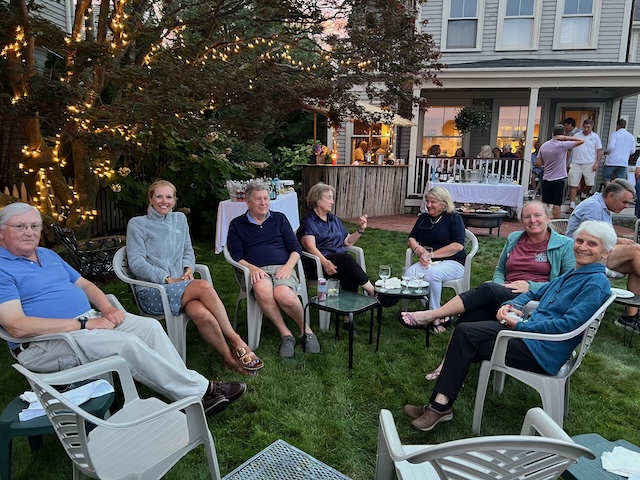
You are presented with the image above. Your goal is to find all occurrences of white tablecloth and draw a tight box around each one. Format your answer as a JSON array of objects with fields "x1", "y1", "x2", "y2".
[
  {"x1": 427, "y1": 181, "x2": 524, "y2": 215},
  {"x1": 215, "y1": 192, "x2": 300, "y2": 253}
]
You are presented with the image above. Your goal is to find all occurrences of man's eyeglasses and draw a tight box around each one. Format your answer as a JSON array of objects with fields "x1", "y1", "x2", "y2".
[{"x1": 4, "y1": 223, "x2": 43, "y2": 233}]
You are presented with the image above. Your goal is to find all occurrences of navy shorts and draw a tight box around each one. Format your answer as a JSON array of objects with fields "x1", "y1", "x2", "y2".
[{"x1": 542, "y1": 178, "x2": 566, "y2": 206}]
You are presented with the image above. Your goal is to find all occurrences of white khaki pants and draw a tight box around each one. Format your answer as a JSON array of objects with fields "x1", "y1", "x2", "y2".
[{"x1": 16, "y1": 311, "x2": 209, "y2": 401}]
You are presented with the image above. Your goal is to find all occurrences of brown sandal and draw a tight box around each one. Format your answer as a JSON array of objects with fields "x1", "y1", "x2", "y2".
[{"x1": 236, "y1": 347, "x2": 264, "y2": 371}]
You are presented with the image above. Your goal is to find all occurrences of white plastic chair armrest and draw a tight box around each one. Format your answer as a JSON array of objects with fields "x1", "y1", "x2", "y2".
[
  {"x1": 345, "y1": 245, "x2": 366, "y2": 271},
  {"x1": 404, "y1": 247, "x2": 413, "y2": 268},
  {"x1": 15, "y1": 357, "x2": 205, "y2": 429},
  {"x1": 118, "y1": 275, "x2": 174, "y2": 315},
  {"x1": 489, "y1": 323, "x2": 593, "y2": 369},
  {"x1": 21, "y1": 368, "x2": 203, "y2": 430},
  {"x1": 0, "y1": 328, "x2": 88, "y2": 364},
  {"x1": 105, "y1": 294, "x2": 126, "y2": 312},
  {"x1": 301, "y1": 251, "x2": 324, "y2": 279},
  {"x1": 520, "y1": 407, "x2": 575, "y2": 442},
  {"x1": 194, "y1": 264, "x2": 212, "y2": 284},
  {"x1": 379, "y1": 409, "x2": 420, "y2": 462},
  {"x1": 26, "y1": 356, "x2": 138, "y2": 402},
  {"x1": 223, "y1": 245, "x2": 252, "y2": 294}
]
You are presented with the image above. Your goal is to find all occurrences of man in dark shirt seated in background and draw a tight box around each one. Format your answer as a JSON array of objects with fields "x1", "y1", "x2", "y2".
[{"x1": 227, "y1": 181, "x2": 320, "y2": 358}]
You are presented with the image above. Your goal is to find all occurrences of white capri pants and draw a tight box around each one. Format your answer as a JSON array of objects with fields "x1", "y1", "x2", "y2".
[{"x1": 406, "y1": 260, "x2": 465, "y2": 311}]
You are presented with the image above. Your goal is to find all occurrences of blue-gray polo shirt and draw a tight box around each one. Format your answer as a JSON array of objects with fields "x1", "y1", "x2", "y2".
[{"x1": 0, "y1": 246, "x2": 91, "y2": 349}]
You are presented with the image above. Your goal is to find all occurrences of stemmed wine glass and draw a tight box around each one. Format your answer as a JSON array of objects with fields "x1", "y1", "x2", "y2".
[
  {"x1": 415, "y1": 270, "x2": 426, "y2": 294},
  {"x1": 401, "y1": 267, "x2": 412, "y2": 294},
  {"x1": 379, "y1": 265, "x2": 391, "y2": 292}
]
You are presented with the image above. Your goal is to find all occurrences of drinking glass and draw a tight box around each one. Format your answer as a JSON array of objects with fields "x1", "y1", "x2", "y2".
[
  {"x1": 401, "y1": 267, "x2": 412, "y2": 293},
  {"x1": 327, "y1": 279, "x2": 341, "y2": 297},
  {"x1": 421, "y1": 246, "x2": 433, "y2": 266},
  {"x1": 379, "y1": 265, "x2": 391, "y2": 292},
  {"x1": 505, "y1": 301, "x2": 527, "y2": 323},
  {"x1": 415, "y1": 270, "x2": 426, "y2": 294}
]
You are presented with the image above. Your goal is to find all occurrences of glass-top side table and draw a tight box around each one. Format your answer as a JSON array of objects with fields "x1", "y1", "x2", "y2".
[{"x1": 306, "y1": 290, "x2": 382, "y2": 369}]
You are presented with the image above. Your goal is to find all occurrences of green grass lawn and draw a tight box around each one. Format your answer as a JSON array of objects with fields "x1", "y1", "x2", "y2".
[{"x1": 3, "y1": 225, "x2": 640, "y2": 479}]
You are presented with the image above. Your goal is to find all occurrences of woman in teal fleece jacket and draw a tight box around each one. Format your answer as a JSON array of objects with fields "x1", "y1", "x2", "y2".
[{"x1": 402, "y1": 220, "x2": 616, "y2": 432}]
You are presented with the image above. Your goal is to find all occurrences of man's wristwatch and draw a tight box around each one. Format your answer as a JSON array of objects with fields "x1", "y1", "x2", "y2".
[{"x1": 77, "y1": 315, "x2": 88, "y2": 330}]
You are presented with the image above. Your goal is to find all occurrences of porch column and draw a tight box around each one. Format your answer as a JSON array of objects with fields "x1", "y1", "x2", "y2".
[
  {"x1": 633, "y1": 96, "x2": 640, "y2": 146},
  {"x1": 406, "y1": 86, "x2": 421, "y2": 203},
  {"x1": 523, "y1": 87, "x2": 540, "y2": 189},
  {"x1": 609, "y1": 99, "x2": 622, "y2": 135}
]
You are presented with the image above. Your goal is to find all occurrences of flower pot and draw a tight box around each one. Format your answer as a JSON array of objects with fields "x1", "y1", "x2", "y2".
[{"x1": 316, "y1": 154, "x2": 324, "y2": 165}]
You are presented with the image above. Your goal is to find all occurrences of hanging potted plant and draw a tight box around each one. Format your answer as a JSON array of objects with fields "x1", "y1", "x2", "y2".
[{"x1": 454, "y1": 104, "x2": 492, "y2": 135}]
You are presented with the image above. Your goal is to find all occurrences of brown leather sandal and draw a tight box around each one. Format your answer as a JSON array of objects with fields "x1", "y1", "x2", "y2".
[{"x1": 236, "y1": 347, "x2": 264, "y2": 371}]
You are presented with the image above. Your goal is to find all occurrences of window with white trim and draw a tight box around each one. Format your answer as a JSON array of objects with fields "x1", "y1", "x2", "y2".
[
  {"x1": 443, "y1": 0, "x2": 484, "y2": 51},
  {"x1": 553, "y1": 0, "x2": 600, "y2": 49},
  {"x1": 421, "y1": 106, "x2": 463, "y2": 156},
  {"x1": 497, "y1": 0, "x2": 542, "y2": 50},
  {"x1": 496, "y1": 106, "x2": 541, "y2": 157}
]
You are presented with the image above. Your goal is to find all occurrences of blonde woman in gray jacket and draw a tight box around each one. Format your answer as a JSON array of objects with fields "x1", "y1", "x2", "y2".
[{"x1": 126, "y1": 180, "x2": 263, "y2": 375}]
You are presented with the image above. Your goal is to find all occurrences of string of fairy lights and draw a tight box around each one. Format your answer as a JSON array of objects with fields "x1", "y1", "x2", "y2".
[{"x1": 2, "y1": 5, "x2": 373, "y2": 222}]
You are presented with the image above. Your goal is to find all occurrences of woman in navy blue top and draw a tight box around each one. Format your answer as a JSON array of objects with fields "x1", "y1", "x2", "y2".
[
  {"x1": 406, "y1": 187, "x2": 466, "y2": 332},
  {"x1": 299, "y1": 182, "x2": 374, "y2": 296}
]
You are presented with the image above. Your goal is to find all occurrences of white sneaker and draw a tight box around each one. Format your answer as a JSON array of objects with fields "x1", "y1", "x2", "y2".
[{"x1": 569, "y1": 202, "x2": 576, "y2": 209}]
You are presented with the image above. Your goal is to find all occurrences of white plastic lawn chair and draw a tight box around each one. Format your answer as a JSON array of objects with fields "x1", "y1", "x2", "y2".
[
  {"x1": 112, "y1": 247, "x2": 213, "y2": 362},
  {"x1": 548, "y1": 219, "x2": 569, "y2": 235},
  {"x1": 14, "y1": 356, "x2": 221, "y2": 480},
  {"x1": 375, "y1": 407, "x2": 594, "y2": 480},
  {"x1": 223, "y1": 244, "x2": 310, "y2": 350},
  {"x1": 301, "y1": 245, "x2": 367, "y2": 331},
  {"x1": 472, "y1": 293, "x2": 616, "y2": 433}
]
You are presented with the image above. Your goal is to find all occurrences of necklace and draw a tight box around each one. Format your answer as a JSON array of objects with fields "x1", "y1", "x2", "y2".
[{"x1": 430, "y1": 215, "x2": 443, "y2": 225}]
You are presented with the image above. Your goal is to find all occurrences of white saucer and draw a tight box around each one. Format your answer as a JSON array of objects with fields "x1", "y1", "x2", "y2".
[
  {"x1": 401, "y1": 280, "x2": 429, "y2": 288},
  {"x1": 611, "y1": 287, "x2": 634, "y2": 299}
]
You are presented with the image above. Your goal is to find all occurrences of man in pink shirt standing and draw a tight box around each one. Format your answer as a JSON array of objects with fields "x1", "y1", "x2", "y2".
[{"x1": 537, "y1": 124, "x2": 585, "y2": 219}]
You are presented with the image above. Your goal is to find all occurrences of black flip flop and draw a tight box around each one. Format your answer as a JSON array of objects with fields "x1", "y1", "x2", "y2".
[{"x1": 398, "y1": 312, "x2": 428, "y2": 330}]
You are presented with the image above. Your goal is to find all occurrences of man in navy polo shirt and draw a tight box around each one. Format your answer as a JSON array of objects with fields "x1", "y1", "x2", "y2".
[{"x1": 227, "y1": 181, "x2": 320, "y2": 358}]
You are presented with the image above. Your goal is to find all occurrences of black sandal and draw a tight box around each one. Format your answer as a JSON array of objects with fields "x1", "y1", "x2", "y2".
[{"x1": 398, "y1": 312, "x2": 428, "y2": 330}]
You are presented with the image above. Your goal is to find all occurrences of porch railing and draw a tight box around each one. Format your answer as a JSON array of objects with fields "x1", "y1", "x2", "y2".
[{"x1": 409, "y1": 156, "x2": 530, "y2": 198}]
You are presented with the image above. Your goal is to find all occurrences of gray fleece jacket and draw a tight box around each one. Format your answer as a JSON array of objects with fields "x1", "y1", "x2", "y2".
[{"x1": 126, "y1": 206, "x2": 195, "y2": 284}]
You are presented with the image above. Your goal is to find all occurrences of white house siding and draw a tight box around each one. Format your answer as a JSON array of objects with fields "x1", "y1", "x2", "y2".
[
  {"x1": 419, "y1": 0, "x2": 630, "y2": 64},
  {"x1": 620, "y1": 24, "x2": 640, "y2": 143},
  {"x1": 3, "y1": 0, "x2": 72, "y2": 72},
  {"x1": 34, "y1": 0, "x2": 69, "y2": 31},
  {"x1": 420, "y1": 2, "x2": 443, "y2": 53}
]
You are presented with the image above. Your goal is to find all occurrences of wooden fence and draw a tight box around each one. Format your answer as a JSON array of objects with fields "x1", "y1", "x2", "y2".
[{"x1": 3, "y1": 182, "x2": 127, "y2": 236}]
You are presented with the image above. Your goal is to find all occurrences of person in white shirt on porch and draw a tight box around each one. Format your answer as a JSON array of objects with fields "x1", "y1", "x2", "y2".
[
  {"x1": 604, "y1": 118, "x2": 636, "y2": 185},
  {"x1": 568, "y1": 119, "x2": 602, "y2": 212}
]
